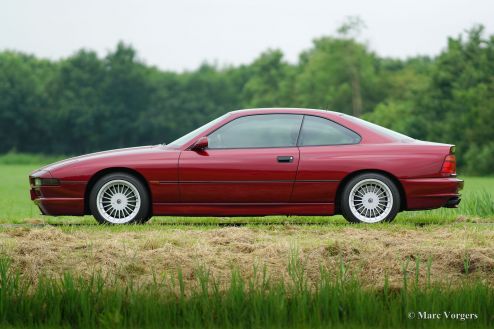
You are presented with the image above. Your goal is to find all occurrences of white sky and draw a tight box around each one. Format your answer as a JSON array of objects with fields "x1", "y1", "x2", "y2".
[{"x1": 1, "y1": 0, "x2": 493, "y2": 71}]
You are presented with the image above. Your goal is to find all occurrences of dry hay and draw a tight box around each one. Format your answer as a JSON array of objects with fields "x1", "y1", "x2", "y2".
[{"x1": 1, "y1": 224, "x2": 494, "y2": 290}]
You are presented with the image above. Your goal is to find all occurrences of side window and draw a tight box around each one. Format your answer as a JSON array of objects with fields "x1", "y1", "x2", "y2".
[
  {"x1": 208, "y1": 114, "x2": 303, "y2": 149},
  {"x1": 298, "y1": 116, "x2": 361, "y2": 146}
]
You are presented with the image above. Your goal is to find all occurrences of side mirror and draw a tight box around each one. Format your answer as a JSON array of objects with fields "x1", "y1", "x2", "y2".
[{"x1": 191, "y1": 136, "x2": 208, "y2": 151}]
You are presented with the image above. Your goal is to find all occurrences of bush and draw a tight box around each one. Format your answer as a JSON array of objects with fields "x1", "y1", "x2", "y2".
[{"x1": 464, "y1": 143, "x2": 494, "y2": 175}]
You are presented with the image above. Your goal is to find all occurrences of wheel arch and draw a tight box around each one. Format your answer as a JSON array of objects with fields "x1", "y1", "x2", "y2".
[
  {"x1": 334, "y1": 169, "x2": 406, "y2": 214},
  {"x1": 84, "y1": 167, "x2": 153, "y2": 215}
]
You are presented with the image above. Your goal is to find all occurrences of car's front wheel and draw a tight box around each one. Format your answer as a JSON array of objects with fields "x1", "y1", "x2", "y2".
[
  {"x1": 89, "y1": 173, "x2": 150, "y2": 224},
  {"x1": 340, "y1": 173, "x2": 400, "y2": 224}
]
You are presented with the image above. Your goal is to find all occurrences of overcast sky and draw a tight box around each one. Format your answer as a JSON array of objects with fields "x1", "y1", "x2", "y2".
[{"x1": 1, "y1": 0, "x2": 493, "y2": 71}]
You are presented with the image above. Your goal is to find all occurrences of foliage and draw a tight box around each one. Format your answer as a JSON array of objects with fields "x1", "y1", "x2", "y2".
[
  {"x1": 464, "y1": 142, "x2": 494, "y2": 176},
  {"x1": 0, "y1": 25, "x2": 493, "y2": 173}
]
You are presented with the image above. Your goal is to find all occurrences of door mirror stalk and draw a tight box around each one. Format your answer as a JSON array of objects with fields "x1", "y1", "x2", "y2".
[{"x1": 191, "y1": 137, "x2": 208, "y2": 151}]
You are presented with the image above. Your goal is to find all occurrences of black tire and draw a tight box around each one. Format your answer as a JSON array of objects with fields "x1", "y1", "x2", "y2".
[
  {"x1": 340, "y1": 173, "x2": 400, "y2": 224},
  {"x1": 141, "y1": 215, "x2": 152, "y2": 224},
  {"x1": 89, "y1": 172, "x2": 150, "y2": 225}
]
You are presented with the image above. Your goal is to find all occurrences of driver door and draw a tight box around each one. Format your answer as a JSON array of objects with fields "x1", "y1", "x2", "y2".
[{"x1": 178, "y1": 114, "x2": 303, "y2": 203}]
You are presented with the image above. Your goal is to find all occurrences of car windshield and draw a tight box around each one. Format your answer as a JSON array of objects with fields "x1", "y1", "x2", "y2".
[
  {"x1": 167, "y1": 113, "x2": 230, "y2": 147},
  {"x1": 344, "y1": 115, "x2": 414, "y2": 142}
]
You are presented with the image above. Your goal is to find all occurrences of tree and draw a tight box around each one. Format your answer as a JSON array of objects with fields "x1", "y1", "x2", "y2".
[
  {"x1": 46, "y1": 50, "x2": 106, "y2": 153},
  {"x1": 242, "y1": 50, "x2": 294, "y2": 107},
  {"x1": 294, "y1": 36, "x2": 379, "y2": 116},
  {"x1": 0, "y1": 52, "x2": 55, "y2": 153},
  {"x1": 414, "y1": 26, "x2": 494, "y2": 170},
  {"x1": 101, "y1": 42, "x2": 154, "y2": 149}
]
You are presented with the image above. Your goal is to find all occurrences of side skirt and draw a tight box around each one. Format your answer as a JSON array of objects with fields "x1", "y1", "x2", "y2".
[{"x1": 153, "y1": 203, "x2": 334, "y2": 217}]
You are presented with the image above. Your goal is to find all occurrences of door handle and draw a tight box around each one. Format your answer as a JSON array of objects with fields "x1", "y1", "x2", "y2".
[{"x1": 277, "y1": 156, "x2": 294, "y2": 163}]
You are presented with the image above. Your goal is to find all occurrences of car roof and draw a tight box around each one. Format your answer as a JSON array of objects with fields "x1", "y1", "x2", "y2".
[{"x1": 229, "y1": 108, "x2": 345, "y2": 118}]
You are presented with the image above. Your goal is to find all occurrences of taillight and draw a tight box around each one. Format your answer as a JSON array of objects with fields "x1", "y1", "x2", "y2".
[{"x1": 441, "y1": 154, "x2": 456, "y2": 176}]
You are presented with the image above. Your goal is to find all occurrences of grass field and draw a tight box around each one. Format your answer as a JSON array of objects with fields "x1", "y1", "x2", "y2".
[{"x1": 0, "y1": 163, "x2": 493, "y2": 328}]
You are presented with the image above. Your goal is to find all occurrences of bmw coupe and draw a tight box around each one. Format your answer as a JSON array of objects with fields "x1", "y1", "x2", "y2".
[{"x1": 30, "y1": 108, "x2": 463, "y2": 224}]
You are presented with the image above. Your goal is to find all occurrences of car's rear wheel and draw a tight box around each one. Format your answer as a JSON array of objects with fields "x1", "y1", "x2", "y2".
[
  {"x1": 340, "y1": 173, "x2": 400, "y2": 224},
  {"x1": 89, "y1": 173, "x2": 150, "y2": 224}
]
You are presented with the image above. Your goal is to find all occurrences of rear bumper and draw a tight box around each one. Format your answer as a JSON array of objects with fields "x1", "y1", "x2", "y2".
[{"x1": 401, "y1": 177, "x2": 464, "y2": 210}]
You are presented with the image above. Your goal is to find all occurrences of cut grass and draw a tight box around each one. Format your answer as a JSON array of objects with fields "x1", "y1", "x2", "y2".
[{"x1": 1, "y1": 224, "x2": 494, "y2": 291}]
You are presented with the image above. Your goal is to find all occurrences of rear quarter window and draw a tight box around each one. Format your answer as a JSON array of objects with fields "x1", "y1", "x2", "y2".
[
  {"x1": 344, "y1": 115, "x2": 414, "y2": 142},
  {"x1": 298, "y1": 116, "x2": 361, "y2": 146}
]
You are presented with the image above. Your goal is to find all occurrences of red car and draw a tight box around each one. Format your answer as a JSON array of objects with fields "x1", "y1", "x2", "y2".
[{"x1": 30, "y1": 108, "x2": 463, "y2": 224}]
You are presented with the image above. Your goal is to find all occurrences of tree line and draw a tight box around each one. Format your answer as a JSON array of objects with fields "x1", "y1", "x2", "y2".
[{"x1": 0, "y1": 25, "x2": 493, "y2": 174}]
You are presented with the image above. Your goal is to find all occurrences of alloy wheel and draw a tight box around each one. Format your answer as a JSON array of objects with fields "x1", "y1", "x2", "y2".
[
  {"x1": 348, "y1": 178, "x2": 393, "y2": 223},
  {"x1": 96, "y1": 179, "x2": 141, "y2": 224}
]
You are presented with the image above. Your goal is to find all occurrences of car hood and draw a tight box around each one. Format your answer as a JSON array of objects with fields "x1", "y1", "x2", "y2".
[{"x1": 35, "y1": 145, "x2": 165, "y2": 173}]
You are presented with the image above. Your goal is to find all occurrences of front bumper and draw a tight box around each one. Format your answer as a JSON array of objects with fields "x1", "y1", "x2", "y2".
[
  {"x1": 29, "y1": 171, "x2": 86, "y2": 216},
  {"x1": 401, "y1": 177, "x2": 464, "y2": 210},
  {"x1": 33, "y1": 197, "x2": 85, "y2": 216}
]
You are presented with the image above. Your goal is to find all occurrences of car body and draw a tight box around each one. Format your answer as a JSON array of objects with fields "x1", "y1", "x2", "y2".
[{"x1": 29, "y1": 108, "x2": 463, "y2": 224}]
